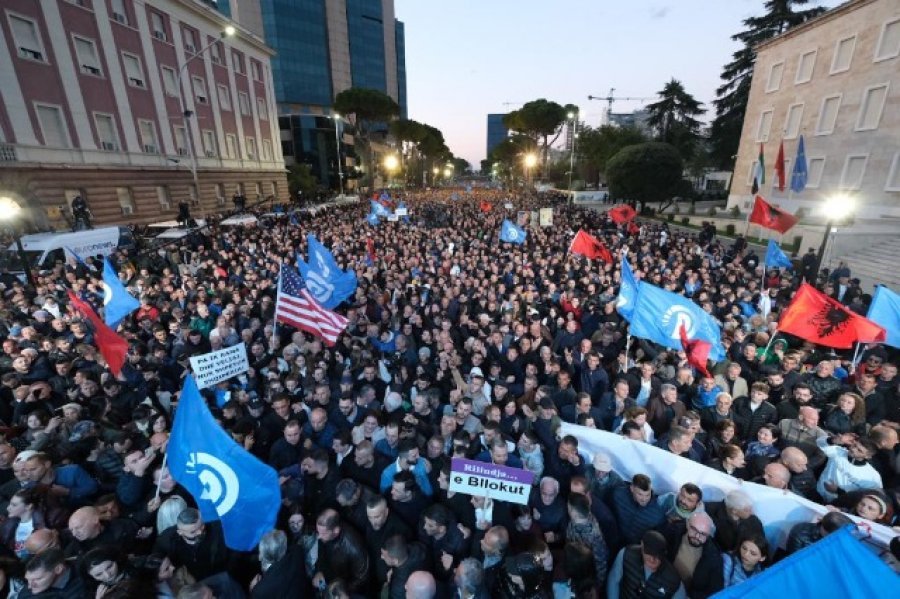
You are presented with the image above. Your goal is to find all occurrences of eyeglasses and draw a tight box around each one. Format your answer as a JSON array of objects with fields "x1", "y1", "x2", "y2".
[{"x1": 687, "y1": 524, "x2": 709, "y2": 538}]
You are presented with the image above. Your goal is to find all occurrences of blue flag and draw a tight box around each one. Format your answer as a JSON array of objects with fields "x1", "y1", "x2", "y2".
[
  {"x1": 289, "y1": 211, "x2": 300, "y2": 227},
  {"x1": 297, "y1": 234, "x2": 357, "y2": 309},
  {"x1": 64, "y1": 246, "x2": 96, "y2": 271},
  {"x1": 790, "y1": 135, "x2": 808, "y2": 193},
  {"x1": 168, "y1": 376, "x2": 279, "y2": 551},
  {"x1": 370, "y1": 200, "x2": 390, "y2": 218},
  {"x1": 616, "y1": 254, "x2": 638, "y2": 321},
  {"x1": 867, "y1": 285, "x2": 900, "y2": 348},
  {"x1": 764, "y1": 240, "x2": 793, "y2": 270},
  {"x1": 102, "y1": 258, "x2": 140, "y2": 328},
  {"x1": 500, "y1": 219, "x2": 527, "y2": 244},
  {"x1": 630, "y1": 283, "x2": 725, "y2": 361},
  {"x1": 366, "y1": 211, "x2": 380, "y2": 226}
]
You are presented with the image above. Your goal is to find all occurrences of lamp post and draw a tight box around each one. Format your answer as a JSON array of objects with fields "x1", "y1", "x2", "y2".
[
  {"x1": 332, "y1": 113, "x2": 345, "y2": 197},
  {"x1": 523, "y1": 153, "x2": 538, "y2": 189},
  {"x1": 0, "y1": 196, "x2": 37, "y2": 289},
  {"x1": 176, "y1": 26, "x2": 236, "y2": 217},
  {"x1": 567, "y1": 111, "x2": 579, "y2": 202},
  {"x1": 383, "y1": 154, "x2": 399, "y2": 188},
  {"x1": 813, "y1": 194, "x2": 855, "y2": 283},
  {"x1": 432, "y1": 167, "x2": 439, "y2": 186}
]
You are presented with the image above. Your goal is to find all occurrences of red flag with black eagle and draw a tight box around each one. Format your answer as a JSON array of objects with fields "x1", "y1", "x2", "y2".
[
  {"x1": 480, "y1": 200, "x2": 493, "y2": 213},
  {"x1": 66, "y1": 290, "x2": 128, "y2": 377},
  {"x1": 680, "y1": 323, "x2": 712, "y2": 378},
  {"x1": 570, "y1": 230, "x2": 614, "y2": 262},
  {"x1": 778, "y1": 284, "x2": 885, "y2": 349},
  {"x1": 608, "y1": 204, "x2": 637, "y2": 224},
  {"x1": 749, "y1": 195, "x2": 798, "y2": 234}
]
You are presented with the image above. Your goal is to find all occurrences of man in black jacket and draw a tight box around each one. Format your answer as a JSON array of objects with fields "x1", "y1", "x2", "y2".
[
  {"x1": 364, "y1": 494, "x2": 413, "y2": 587},
  {"x1": 251, "y1": 529, "x2": 308, "y2": 598},
  {"x1": 382, "y1": 534, "x2": 429, "y2": 599},
  {"x1": 153, "y1": 508, "x2": 240, "y2": 590},
  {"x1": 663, "y1": 512, "x2": 723, "y2": 598},
  {"x1": 313, "y1": 508, "x2": 371, "y2": 594}
]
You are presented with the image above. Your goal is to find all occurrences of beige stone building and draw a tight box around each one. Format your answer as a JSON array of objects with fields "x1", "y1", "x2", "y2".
[{"x1": 728, "y1": 0, "x2": 900, "y2": 220}]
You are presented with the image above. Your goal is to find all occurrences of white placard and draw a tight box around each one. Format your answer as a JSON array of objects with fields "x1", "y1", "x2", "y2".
[
  {"x1": 189, "y1": 344, "x2": 250, "y2": 389},
  {"x1": 395, "y1": 207, "x2": 408, "y2": 216},
  {"x1": 387, "y1": 214, "x2": 400, "y2": 222}
]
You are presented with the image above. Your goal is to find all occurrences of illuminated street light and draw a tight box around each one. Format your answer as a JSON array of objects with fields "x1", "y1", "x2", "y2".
[
  {"x1": 813, "y1": 193, "x2": 856, "y2": 280},
  {"x1": 0, "y1": 196, "x2": 36, "y2": 288}
]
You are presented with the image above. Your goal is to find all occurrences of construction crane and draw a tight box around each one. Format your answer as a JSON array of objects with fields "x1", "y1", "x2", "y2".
[{"x1": 587, "y1": 88, "x2": 652, "y2": 124}]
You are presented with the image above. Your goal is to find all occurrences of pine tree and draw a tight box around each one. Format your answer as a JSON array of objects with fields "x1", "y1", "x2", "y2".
[
  {"x1": 709, "y1": 0, "x2": 826, "y2": 168},
  {"x1": 645, "y1": 79, "x2": 706, "y2": 160}
]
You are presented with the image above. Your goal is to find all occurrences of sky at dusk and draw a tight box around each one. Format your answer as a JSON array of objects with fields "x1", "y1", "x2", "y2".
[{"x1": 394, "y1": 0, "x2": 837, "y2": 170}]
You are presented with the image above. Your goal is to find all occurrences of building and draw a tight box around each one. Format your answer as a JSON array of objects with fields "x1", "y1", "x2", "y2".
[
  {"x1": 486, "y1": 113, "x2": 508, "y2": 159},
  {"x1": 608, "y1": 109, "x2": 652, "y2": 135},
  {"x1": 221, "y1": 0, "x2": 407, "y2": 187},
  {"x1": 728, "y1": 0, "x2": 900, "y2": 219},
  {"x1": 0, "y1": 0, "x2": 286, "y2": 230}
]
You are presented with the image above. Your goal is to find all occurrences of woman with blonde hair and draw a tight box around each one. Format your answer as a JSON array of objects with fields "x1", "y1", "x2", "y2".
[{"x1": 156, "y1": 496, "x2": 188, "y2": 535}]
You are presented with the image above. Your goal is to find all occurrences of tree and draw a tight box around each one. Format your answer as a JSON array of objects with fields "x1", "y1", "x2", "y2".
[
  {"x1": 645, "y1": 79, "x2": 705, "y2": 160},
  {"x1": 488, "y1": 134, "x2": 534, "y2": 187},
  {"x1": 577, "y1": 125, "x2": 648, "y2": 186},
  {"x1": 606, "y1": 142, "x2": 684, "y2": 210},
  {"x1": 287, "y1": 164, "x2": 319, "y2": 200},
  {"x1": 333, "y1": 87, "x2": 401, "y2": 187},
  {"x1": 503, "y1": 99, "x2": 575, "y2": 176},
  {"x1": 709, "y1": 1, "x2": 826, "y2": 168}
]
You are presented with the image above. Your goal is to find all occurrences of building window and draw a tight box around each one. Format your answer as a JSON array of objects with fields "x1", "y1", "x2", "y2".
[
  {"x1": 225, "y1": 133, "x2": 237, "y2": 159},
  {"x1": 202, "y1": 130, "x2": 216, "y2": 157},
  {"x1": 795, "y1": 50, "x2": 816, "y2": 84},
  {"x1": 209, "y1": 40, "x2": 223, "y2": 65},
  {"x1": 783, "y1": 103, "x2": 803, "y2": 139},
  {"x1": 270, "y1": 181, "x2": 277, "y2": 196},
  {"x1": 232, "y1": 50, "x2": 245, "y2": 74},
  {"x1": 238, "y1": 92, "x2": 251, "y2": 116},
  {"x1": 217, "y1": 84, "x2": 231, "y2": 110},
  {"x1": 874, "y1": 17, "x2": 900, "y2": 62},
  {"x1": 156, "y1": 186, "x2": 171, "y2": 210},
  {"x1": 94, "y1": 112, "x2": 119, "y2": 150},
  {"x1": 173, "y1": 126, "x2": 188, "y2": 156},
  {"x1": 73, "y1": 36, "x2": 102, "y2": 76},
  {"x1": 150, "y1": 12, "x2": 166, "y2": 41},
  {"x1": 755, "y1": 110, "x2": 773, "y2": 142},
  {"x1": 160, "y1": 65, "x2": 177, "y2": 97},
  {"x1": 839, "y1": 154, "x2": 868, "y2": 190},
  {"x1": 191, "y1": 76, "x2": 207, "y2": 104},
  {"x1": 765, "y1": 61, "x2": 783, "y2": 92},
  {"x1": 254, "y1": 182, "x2": 262, "y2": 198},
  {"x1": 746, "y1": 160, "x2": 758, "y2": 186},
  {"x1": 245, "y1": 137, "x2": 257, "y2": 160},
  {"x1": 35, "y1": 104, "x2": 69, "y2": 147},
  {"x1": 8, "y1": 13, "x2": 46, "y2": 62},
  {"x1": 815, "y1": 94, "x2": 841, "y2": 136},
  {"x1": 855, "y1": 83, "x2": 889, "y2": 131},
  {"x1": 122, "y1": 52, "x2": 145, "y2": 88},
  {"x1": 215, "y1": 183, "x2": 225, "y2": 205},
  {"x1": 886, "y1": 153, "x2": 900, "y2": 192},
  {"x1": 110, "y1": 0, "x2": 127, "y2": 25},
  {"x1": 116, "y1": 187, "x2": 136, "y2": 215},
  {"x1": 250, "y1": 59, "x2": 262, "y2": 81},
  {"x1": 138, "y1": 119, "x2": 157, "y2": 153},
  {"x1": 262, "y1": 139, "x2": 273, "y2": 161},
  {"x1": 830, "y1": 35, "x2": 855, "y2": 74},
  {"x1": 256, "y1": 97, "x2": 268, "y2": 121},
  {"x1": 182, "y1": 28, "x2": 196, "y2": 54},
  {"x1": 806, "y1": 157, "x2": 825, "y2": 189}
]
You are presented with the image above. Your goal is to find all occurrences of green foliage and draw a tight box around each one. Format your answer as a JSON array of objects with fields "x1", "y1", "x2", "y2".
[
  {"x1": 578, "y1": 125, "x2": 647, "y2": 185},
  {"x1": 333, "y1": 88, "x2": 400, "y2": 187},
  {"x1": 667, "y1": 213, "x2": 675, "y2": 222},
  {"x1": 688, "y1": 203, "x2": 696, "y2": 215},
  {"x1": 287, "y1": 163, "x2": 319, "y2": 199},
  {"x1": 646, "y1": 79, "x2": 706, "y2": 160},
  {"x1": 504, "y1": 99, "x2": 572, "y2": 176},
  {"x1": 709, "y1": 207, "x2": 718, "y2": 217},
  {"x1": 726, "y1": 224, "x2": 736, "y2": 235},
  {"x1": 681, "y1": 217, "x2": 690, "y2": 225},
  {"x1": 607, "y1": 142, "x2": 683, "y2": 205},
  {"x1": 730, "y1": 204, "x2": 741, "y2": 218}
]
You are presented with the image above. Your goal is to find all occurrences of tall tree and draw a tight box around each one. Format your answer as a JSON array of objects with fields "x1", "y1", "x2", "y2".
[
  {"x1": 645, "y1": 79, "x2": 705, "y2": 160},
  {"x1": 333, "y1": 87, "x2": 400, "y2": 187},
  {"x1": 503, "y1": 99, "x2": 576, "y2": 176},
  {"x1": 709, "y1": 1, "x2": 826, "y2": 168},
  {"x1": 577, "y1": 125, "x2": 647, "y2": 186},
  {"x1": 607, "y1": 142, "x2": 684, "y2": 210}
]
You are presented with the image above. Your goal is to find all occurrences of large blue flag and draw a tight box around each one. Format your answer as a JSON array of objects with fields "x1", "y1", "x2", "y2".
[
  {"x1": 764, "y1": 240, "x2": 793, "y2": 270},
  {"x1": 616, "y1": 254, "x2": 638, "y2": 321},
  {"x1": 790, "y1": 135, "x2": 808, "y2": 193},
  {"x1": 370, "y1": 200, "x2": 390, "y2": 218},
  {"x1": 366, "y1": 211, "x2": 380, "y2": 226},
  {"x1": 867, "y1": 285, "x2": 900, "y2": 348},
  {"x1": 102, "y1": 258, "x2": 140, "y2": 328},
  {"x1": 168, "y1": 376, "x2": 279, "y2": 551},
  {"x1": 500, "y1": 219, "x2": 527, "y2": 244},
  {"x1": 630, "y1": 283, "x2": 725, "y2": 361},
  {"x1": 297, "y1": 234, "x2": 357, "y2": 309}
]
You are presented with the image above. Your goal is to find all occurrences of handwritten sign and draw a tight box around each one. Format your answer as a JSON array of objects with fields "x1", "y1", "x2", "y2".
[
  {"x1": 449, "y1": 457, "x2": 533, "y2": 505},
  {"x1": 189, "y1": 344, "x2": 249, "y2": 389}
]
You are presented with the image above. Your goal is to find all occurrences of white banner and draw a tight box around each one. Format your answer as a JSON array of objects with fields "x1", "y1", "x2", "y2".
[
  {"x1": 560, "y1": 423, "x2": 895, "y2": 549},
  {"x1": 189, "y1": 345, "x2": 250, "y2": 389},
  {"x1": 539, "y1": 208, "x2": 553, "y2": 227},
  {"x1": 395, "y1": 207, "x2": 408, "y2": 216}
]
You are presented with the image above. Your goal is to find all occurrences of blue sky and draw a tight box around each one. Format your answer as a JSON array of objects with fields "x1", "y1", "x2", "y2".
[{"x1": 394, "y1": 0, "x2": 836, "y2": 169}]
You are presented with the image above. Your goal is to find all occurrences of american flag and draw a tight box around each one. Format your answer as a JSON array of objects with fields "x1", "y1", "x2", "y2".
[{"x1": 275, "y1": 266, "x2": 348, "y2": 346}]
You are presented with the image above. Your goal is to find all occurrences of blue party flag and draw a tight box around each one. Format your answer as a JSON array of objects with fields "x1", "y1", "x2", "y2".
[
  {"x1": 297, "y1": 234, "x2": 357, "y2": 309},
  {"x1": 765, "y1": 240, "x2": 793, "y2": 270},
  {"x1": 630, "y1": 283, "x2": 725, "y2": 361},
  {"x1": 867, "y1": 285, "x2": 900, "y2": 348},
  {"x1": 500, "y1": 219, "x2": 527, "y2": 244},
  {"x1": 616, "y1": 254, "x2": 638, "y2": 321},
  {"x1": 102, "y1": 258, "x2": 140, "y2": 328}
]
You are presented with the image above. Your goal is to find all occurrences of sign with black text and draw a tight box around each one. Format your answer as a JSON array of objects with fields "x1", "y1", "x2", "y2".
[{"x1": 189, "y1": 345, "x2": 250, "y2": 389}]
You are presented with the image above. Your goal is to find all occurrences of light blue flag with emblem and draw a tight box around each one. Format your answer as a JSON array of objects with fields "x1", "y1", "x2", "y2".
[
  {"x1": 765, "y1": 240, "x2": 793, "y2": 270},
  {"x1": 630, "y1": 283, "x2": 725, "y2": 361},
  {"x1": 616, "y1": 254, "x2": 638, "y2": 321},
  {"x1": 370, "y1": 200, "x2": 390, "y2": 218},
  {"x1": 168, "y1": 375, "x2": 279, "y2": 551},
  {"x1": 500, "y1": 219, "x2": 527, "y2": 244},
  {"x1": 102, "y1": 258, "x2": 140, "y2": 328},
  {"x1": 867, "y1": 285, "x2": 900, "y2": 348},
  {"x1": 297, "y1": 234, "x2": 357, "y2": 309},
  {"x1": 366, "y1": 211, "x2": 380, "y2": 226}
]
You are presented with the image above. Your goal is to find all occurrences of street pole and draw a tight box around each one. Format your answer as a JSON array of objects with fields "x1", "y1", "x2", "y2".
[
  {"x1": 333, "y1": 114, "x2": 345, "y2": 197},
  {"x1": 14, "y1": 233, "x2": 36, "y2": 289},
  {"x1": 568, "y1": 115, "x2": 578, "y2": 202},
  {"x1": 812, "y1": 220, "x2": 833, "y2": 285}
]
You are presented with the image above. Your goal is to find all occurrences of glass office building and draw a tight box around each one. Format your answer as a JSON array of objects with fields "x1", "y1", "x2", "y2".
[{"x1": 486, "y1": 114, "x2": 510, "y2": 158}]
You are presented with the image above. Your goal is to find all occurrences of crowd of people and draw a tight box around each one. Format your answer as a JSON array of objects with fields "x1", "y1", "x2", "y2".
[{"x1": 0, "y1": 188, "x2": 897, "y2": 599}]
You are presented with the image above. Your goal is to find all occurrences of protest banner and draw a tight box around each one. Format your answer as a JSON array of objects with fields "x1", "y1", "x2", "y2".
[
  {"x1": 539, "y1": 208, "x2": 553, "y2": 227},
  {"x1": 395, "y1": 207, "x2": 408, "y2": 216},
  {"x1": 189, "y1": 344, "x2": 250, "y2": 389},
  {"x1": 449, "y1": 457, "x2": 533, "y2": 505}
]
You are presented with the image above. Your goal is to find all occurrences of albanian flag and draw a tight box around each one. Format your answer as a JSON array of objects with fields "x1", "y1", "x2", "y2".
[
  {"x1": 627, "y1": 221, "x2": 640, "y2": 236},
  {"x1": 66, "y1": 290, "x2": 128, "y2": 377},
  {"x1": 749, "y1": 195, "x2": 799, "y2": 234},
  {"x1": 779, "y1": 284, "x2": 885, "y2": 349},
  {"x1": 774, "y1": 141, "x2": 786, "y2": 192},
  {"x1": 480, "y1": 200, "x2": 493, "y2": 213},
  {"x1": 680, "y1": 323, "x2": 712, "y2": 378},
  {"x1": 608, "y1": 204, "x2": 637, "y2": 224},
  {"x1": 570, "y1": 230, "x2": 613, "y2": 262}
]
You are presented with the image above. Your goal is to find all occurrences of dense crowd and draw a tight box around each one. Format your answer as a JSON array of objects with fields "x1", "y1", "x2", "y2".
[{"x1": 0, "y1": 189, "x2": 897, "y2": 599}]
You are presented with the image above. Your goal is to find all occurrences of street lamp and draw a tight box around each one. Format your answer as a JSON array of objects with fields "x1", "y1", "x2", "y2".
[
  {"x1": 0, "y1": 196, "x2": 36, "y2": 288},
  {"x1": 567, "y1": 110, "x2": 579, "y2": 201},
  {"x1": 176, "y1": 26, "x2": 236, "y2": 217},
  {"x1": 523, "y1": 153, "x2": 538, "y2": 188},
  {"x1": 384, "y1": 154, "x2": 400, "y2": 187},
  {"x1": 813, "y1": 193, "x2": 855, "y2": 283},
  {"x1": 443, "y1": 167, "x2": 453, "y2": 180},
  {"x1": 432, "y1": 167, "x2": 439, "y2": 186},
  {"x1": 332, "y1": 113, "x2": 345, "y2": 197}
]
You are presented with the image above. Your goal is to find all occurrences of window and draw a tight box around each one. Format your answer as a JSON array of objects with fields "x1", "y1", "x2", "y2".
[
  {"x1": 182, "y1": 28, "x2": 196, "y2": 53},
  {"x1": 855, "y1": 83, "x2": 889, "y2": 131},
  {"x1": 156, "y1": 186, "x2": 171, "y2": 210},
  {"x1": 160, "y1": 65, "x2": 177, "y2": 97},
  {"x1": 746, "y1": 161, "x2": 758, "y2": 185},
  {"x1": 173, "y1": 126, "x2": 188, "y2": 155},
  {"x1": 232, "y1": 51, "x2": 245, "y2": 74},
  {"x1": 116, "y1": 187, "x2": 135, "y2": 215},
  {"x1": 202, "y1": 130, "x2": 216, "y2": 157},
  {"x1": 270, "y1": 181, "x2": 277, "y2": 196},
  {"x1": 191, "y1": 76, "x2": 207, "y2": 104},
  {"x1": 254, "y1": 182, "x2": 262, "y2": 198},
  {"x1": 250, "y1": 59, "x2": 262, "y2": 81},
  {"x1": 839, "y1": 154, "x2": 867, "y2": 190},
  {"x1": 886, "y1": 153, "x2": 900, "y2": 192},
  {"x1": 755, "y1": 110, "x2": 773, "y2": 142},
  {"x1": 874, "y1": 18, "x2": 900, "y2": 62},
  {"x1": 831, "y1": 36, "x2": 855, "y2": 74},
  {"x1": 209, "y1": 41, "x2": 223, "y2": 65},
  {"x1": 94, "y1": 113, "x2": 118, "y2": 150},
  {"x1": 783, "y1": 103, "x2": 803, "y2": 139},
  {"x1": 815, "y1": 95, "x2": 841, "y2": 135},
  {"x1": 225, "y1": 133, "x2": 237, "y2": 159},
  {"x1": 138, "y1": 119, "x2": 157, "y2": 153},
  {"x1": 150, "y1": 12, "x2": 166, "y2": 41},
  {"x1": 122, "y1": 52, "x2": 144, "y2": 88},
  {"x1": 238, "y1": 92, "x2": 251, "y2": 116},
  {"x1": 110, "y1": 0, "x2": 127, "y2": 25},
  {"x1": 246, "y1": 137, "x2": 257, "y2": 160},
  {"x1": 216, "y1": 183, "x2": 225, "y2": 205},
  {"x1": 35, "y1": 104, "x2": 69, "y2": 147},
  {"x1": 262, "y1": 139, "x2": 273, "y2": 161},
  {"x1": 73, "y1": 36, "x2": 102, "y2": 76},
  {"x1": 765, "y1": 61, "x2": 784, "y2": 92},
  {"x1": 806, "y1": 157, "x2": 826, "y2": 189},
  {"x1": 217, "y1": 84, "x2": 231, "y2": 110},
  {"x1": 256, "y1": 97, "x2": 268, "y2": 120},
  {"x1": 795, "y1": 50, "x2": 816, "y2": 84},
  {"x1": 8, "y1": 14, "x2": 45, "y2": 62}
]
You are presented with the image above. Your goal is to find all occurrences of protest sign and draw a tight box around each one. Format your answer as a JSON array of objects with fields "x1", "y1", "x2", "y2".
[
  {"x1": 449, "y1": 457, "x2": 533, "y2": 505},
  {"x1": 539, "y1": 208, "x2": 553, "y2": 227},
  {"x1": 395, "y1": 207, "x2": 408, "y2": 216},
  {"x1": 189, "y1": 344, "x2": 250, "y2": 389}
]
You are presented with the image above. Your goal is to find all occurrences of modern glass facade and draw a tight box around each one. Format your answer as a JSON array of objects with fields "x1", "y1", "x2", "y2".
[
  {"x1": 487, "y1": 114, "x2": 509, "y2": 158},
  {"x1": 345, "y1": 0, "x2": 387, "y2": 93},
  {"x1": 279, "y1": 114, "x2": 340, "y2": 188},
  {"x1": 395, "y1": 19, "x2": 407, "y2": 119}
]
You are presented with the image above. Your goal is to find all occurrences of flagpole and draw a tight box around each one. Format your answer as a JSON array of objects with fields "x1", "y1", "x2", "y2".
[
  {"x1": 850, "y1": 342, "x2": 863, "y2": 371},
  {"x1": 272, "y1": 265, "x2": 282, "y2": 349},
  {"x1": 155, "y1": 452, "x2": 168, "y2": 500},
  {"x1": 762, "y1": 328, "x2": 779, "y2": 356}
]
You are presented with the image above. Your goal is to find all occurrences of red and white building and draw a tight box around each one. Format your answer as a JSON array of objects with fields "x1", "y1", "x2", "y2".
[{"x1": 0, "y1": 0, "x2": 286, "y2": 228}]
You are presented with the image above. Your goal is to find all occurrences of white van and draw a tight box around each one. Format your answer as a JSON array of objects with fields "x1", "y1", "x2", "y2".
[{"x1": 2, "y1": 226, "x2": 135, "y2": 272}]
